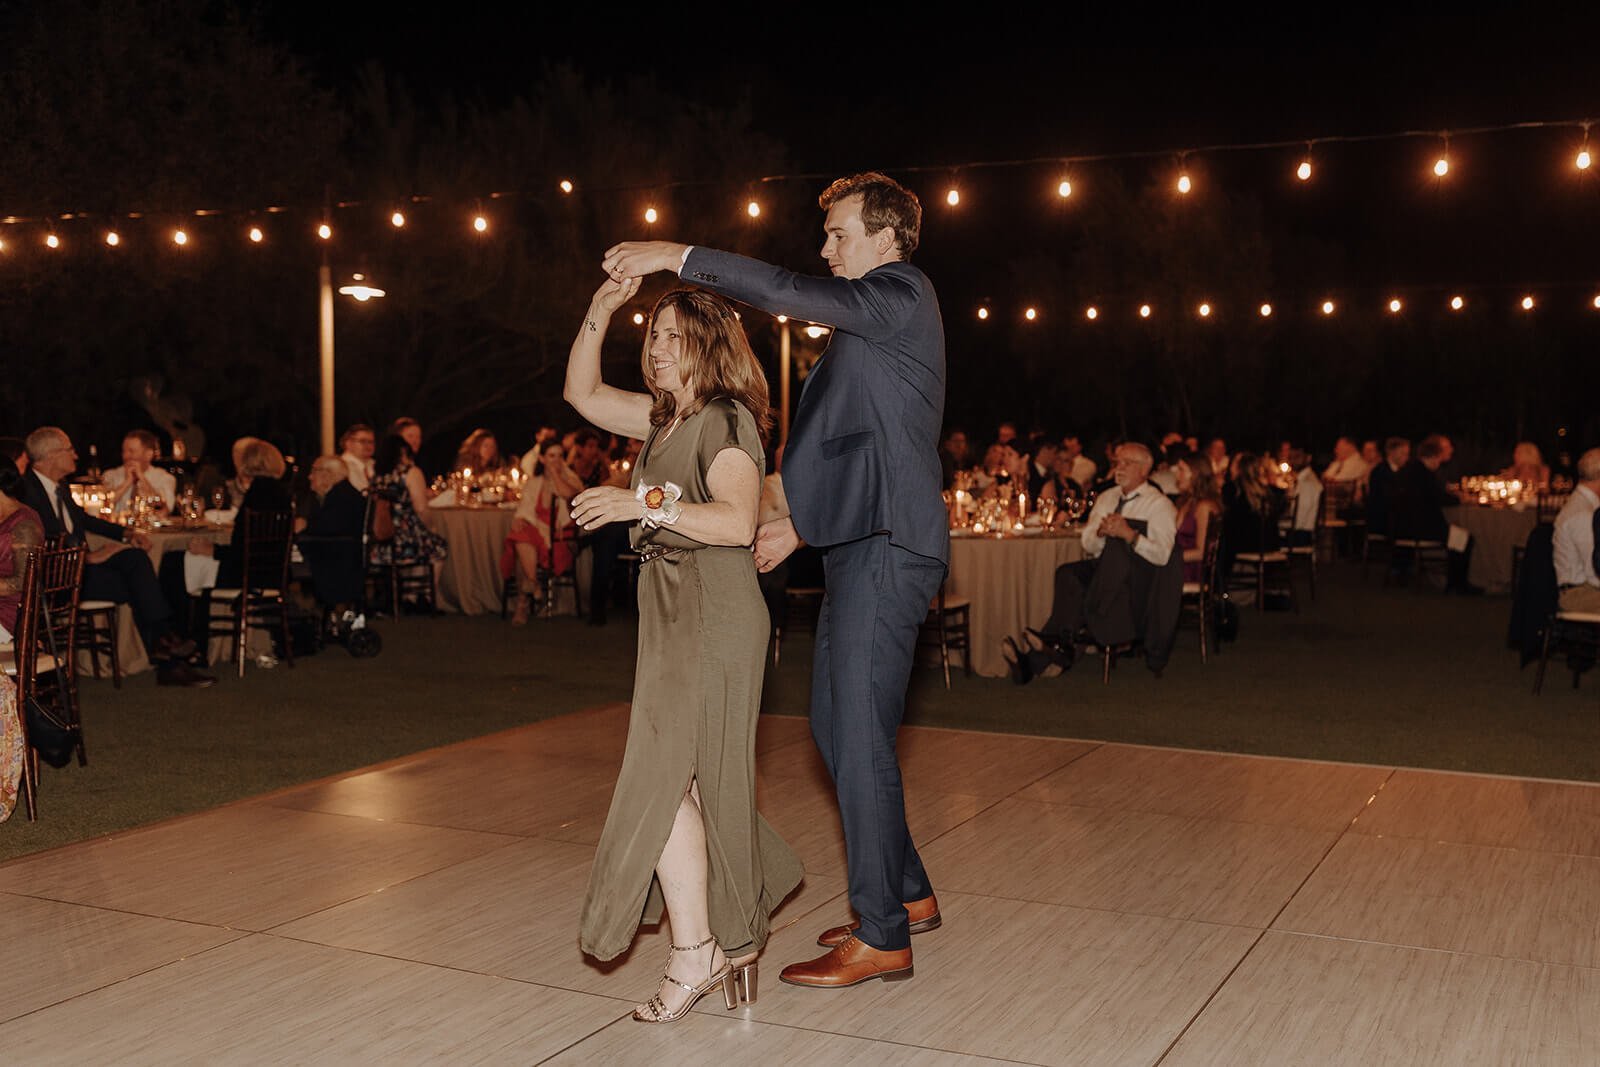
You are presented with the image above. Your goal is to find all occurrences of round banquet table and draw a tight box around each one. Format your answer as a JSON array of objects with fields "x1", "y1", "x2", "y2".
[
  {"x1": 84, "y1": 524, "x2": 234, "y2": 676},
  {"x1": 1443, "y1": 504, "x2": 1539, "y2": 594},
  {"x1": 944, "y1": 528, "x2": 1085, "y2": 678},
  {"x1": 429, "y1": 505, "x2": 518, "y2": 615}
]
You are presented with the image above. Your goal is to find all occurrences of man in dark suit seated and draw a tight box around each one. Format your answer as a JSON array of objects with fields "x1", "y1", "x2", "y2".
[
  {"x1": 22, "y1": 427, "x2": 214, "y2": 687},
  {"x1": 1393, "y1": 433, "x2": 1481, "y2": 593},
  {"x1": 1365, "y1": 436, "x2": 1409, "y2": 537},
  {"x1": 1007, "y1": 443, "x2": 1182, "y2": 681},
  {"x1": 296, "y1": 455, "x2": 367, "y2": 611}
]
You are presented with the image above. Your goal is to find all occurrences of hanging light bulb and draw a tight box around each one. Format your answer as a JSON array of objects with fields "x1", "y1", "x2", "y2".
[
  {"x1": 1197, "y1": 302, "x2": 1211, "y2": 318},
  {"x1": 559, "y1": 179, "x2": 574, "y2": 194},
  {"x1": 1057, "y1": 179, "x2": 1073, "y2": 198},
  {"x1": 390, "y1": 211, "x2": 406, "y2": 228},
  {"x1": 1592, "y1": 294, "x2": 1600, "y2": 310},
  {"x1": 1433, "y1": 157, "x2": 1450, "y2": 177},
  {"x1": 632, "y1": 312, "x2": 645, "y2": 325},
  {"x1": 1296, "y1": 160, "x2": 1312, "y2": 181},
  {"x1": 1177, "y1": 173, "x2": 1192, "y2": 195},
  {"x1": 172, "y1": 229, "x2": 188, "y2": 246},
  {"x1": 1139, "y1": 304, "x2": 1152, "y2": 318},
  {"x1": 104, "y1": 231, "x2": 120, "y2": 247},
  {"x1": 1450, "y1": 295, "x2": 1465, "y2": 310},
  {"x1": 1258, "y1": 303, "x2": 1272, "y2": 317},
  {"x1": 946, "y1": 188, "x2": 960, "y2": 206},
  {"x1": 746, "y1": 200, "x2": 761, "y2": 218},
  {"x1": 473, "y1": 214, "x2": 488, "y2": 233},
  {"x1": 1321, "y1": 300, "x2": 1336, "y2": 315},
  {"x1": 1521, "y1": 295, "x2": 1536, "y2": 311},
  {"x1": 248, "y1": 226, "x2": 264, "y2": 243},
  {"x1": 1579, "y1": 148, "x2": 1593, "y2": 171},
  {"x1": 317, "y1": 223, "x2": 332, "y2": 240},
  {"x1": 1388, "y1": 298, "x2": 1404, "y2": 313},
  {"x1": 45, "y1": 233, "x2": 60, "y2": 249},
  {"x1": 644, "y1": 207, "x2": 658, "y2": 224},
  {"x1": 1085, "y1": 306, "x2": 1099, "y2": 321},
  {"x1": 977, "y1": 307, "x2": 989, "y2": 321},
  {"x1": 1024, "y1": 307, "x2": 1037, "y2": 321}
]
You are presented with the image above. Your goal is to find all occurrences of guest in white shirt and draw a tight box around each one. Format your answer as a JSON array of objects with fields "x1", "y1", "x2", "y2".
[
  {"x1": 1060, "y1": 435, "x2": 1096, "y2": 489},
  {"x1": 1553, "y1": 448, "x2": 1600, "y2": 614},
  {"x1": 339, "y1": 424, "x2": 377, "y2": 492},
  {"x1": 1205, "y1": 437, "x2": 1230, "y2": 478},
  {"x1": 1288, "y1": 449, "x2": 1323, "y2": 545},
  {"x1": 102, "y1": 429, "x2": 177, "y2": 514},
  {"x1": 1003, "y1": 443, "x2": 1176, "y2": 683},
  {"x1": 1323, "y1": 436, "x2": 1369, "y2": 483}
]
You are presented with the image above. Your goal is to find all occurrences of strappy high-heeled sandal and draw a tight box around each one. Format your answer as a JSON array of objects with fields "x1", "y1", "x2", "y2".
[
  {"x1": 727, "y1": 952, "x2": 759, "y2": 1005},
  {"x1": 633, "y1": 935, "x2": 737, "y2": 1024}
]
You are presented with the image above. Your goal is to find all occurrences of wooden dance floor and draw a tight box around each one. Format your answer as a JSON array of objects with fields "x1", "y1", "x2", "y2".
[{"x1": 2, "y1": 704, "x2": 1598, "y2": 1064}]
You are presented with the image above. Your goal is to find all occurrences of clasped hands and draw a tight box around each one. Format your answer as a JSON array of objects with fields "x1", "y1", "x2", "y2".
[
  {"x1": 1097, "y1": 513, "x2": 1139, "y2": 544},
  {"x1": 600, "y1": 241, "x2": 690, "y2": 284}
]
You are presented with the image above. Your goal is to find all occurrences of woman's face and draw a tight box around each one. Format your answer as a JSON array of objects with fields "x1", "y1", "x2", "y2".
[
  {"x1": 401, "y1": 425, "x2": 422, "y2": 452},
  {"x1": 649, "y1": 305, "x2": 687, "y2": 397},
  {"x1": 477, "y1": 436, "x2": 498, "y2": 463},
  {"x1": 1175, "y1": 460, "x2": 1194, "y2": 492},
  {"x1": 541, "y1": 443, "x2": 564, "y2": 468},
  {"x1": 983, "y1": 444, "x2": 1004, "y2": 470}
]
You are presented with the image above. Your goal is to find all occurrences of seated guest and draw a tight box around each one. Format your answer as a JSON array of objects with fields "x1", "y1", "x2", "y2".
[
  {"x1": 1393, "y1": 435, "x2": 1480, "y2": 593},
  {"x1": 20, "y1": 427, "x2": 212, "y2": 686},
  {"x1": 995, "y1": 421, "x2": 1019, "y2": 448},
  {"x1": 339, "y1": 424, "x2": 377, "y2": 492},
  {"x1": 1287, "y1": 448, "x2": 1322, "y2": 546},
  {"x1": 1366, "y1": 437, "x2": 1410, "y2": 536},
  {"x1": 1205, "y1": 437, "x2": 1230, "y2": 478},
  {"x1": 453, "y1": 428, "x2": 509, "y2": 473},
  {"x1": 389, "y1": 417, "x2": 423, "y2": 456},
  {"x1": 0, "y1": 465, "x2": 45, "y2": 644},
  {"x1": 1172, "y1": 454, "x2": 1221, "y2": 583},
  {"x1": 371, "y1": 434, "x2": 447, "y2": 607},
  {"x1": 1148, "y1": 441, "x2": 1186, "y2": 496},
  {"x1": 1060, "y1": 434, "x2": 1097, "y2": 489},
  {"x1": 169, "y1": 440, "x2": 295, "y2": 644},
  {"x1": 1221, "y1": 452, "x2": 1287, "y2": 579},
  {"x1": 564, "y1": 428, "x2": 629, "y2": 626},
  {"x1": 1323, "y1": 436, "x2": 1368, "y2": 483},
  {"x1": 296, "y1": 455, "x2": 367, "y2": 612},
  {"x1": 939, "y1": 429, "x2": 971, "y2": 489},
  {"x1": 1042, "y1": 449, "x2": 1086, "y2": 507},
  {"x1": 1004, "y1": 443, "x2": 1178, "y2": 682},
  {"x1": 1502, "y1": 441, "x2": 1552, "y2": 489},
  {"x1": 1023, "y1": 434, "x2": 1059, "y2": 501},
  {"x1": 102, "y1": 429, "x2": 177, "y2": 515},
  {"x1": 1553, "y1": 449, "x2": 1600, "y2": 614},
  {"x1": 502, "y1": 439, "x2": 584, "y2": 624},
  {"x1": 0, "y1": 437, "x2": 27, "y2": 475}
]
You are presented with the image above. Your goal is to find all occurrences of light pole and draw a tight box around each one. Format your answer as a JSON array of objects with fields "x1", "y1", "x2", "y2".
[
  {"x1": 776, "y1": 317, "x2": 830, "y2": 450},
  {"x1": 316, "y1": 264, "x2": 385, "y2": 455}
]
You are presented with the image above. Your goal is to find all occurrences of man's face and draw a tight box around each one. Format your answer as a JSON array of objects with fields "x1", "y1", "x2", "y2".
[
  {"x1": 1207, "y1": 439, "x2": 1227, "y2": 461},
  {"x1": 579, "y1": 440, "x2": 601, "y2": 465},
  {"x1": 35, "y1": 433, "x2": 77, "y2": 480},
  {"x1": 1112, "y1": 447, "x2": 1150, "y2": 492},
  {"x1": 348, "y1": 431, "x2": 376, "y2": 460},
  {"x1": 1335, "y1": 438, "x2": 1355, "y2": 460},
  {"x1": 122, "y1": 436, "x2": 154, "y2": 470},
  {"x1": 997, "y1": 424, "x2": 1017, "y2": 444},
  {"x1": 1035, "y1": 443, "x2": 1060, "y2": 468},
  {"x1": 1061, "y1": 437, "x2": 1081, "y2": 459},
  {"x1": 945, "y1": 432, "x2": 967, "y2": 456},
  {"x1": 1438, "y1": 437, "x2": 1454, "y2": 463},
  {"x1": 1361, "y1": 441, "x2": 1380, "y2": 464},
  {"x1": 820, "y1": 195, "x2": 890, "y2": 280},
  {"x1": 309, "y1": 464, "x2": 339, "y2": 495}
]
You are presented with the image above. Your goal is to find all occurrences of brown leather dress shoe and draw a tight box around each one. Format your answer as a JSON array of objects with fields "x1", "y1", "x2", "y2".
[
  {"x1": 779, "y1": 935, "x2": 913, "y2": 988},
  {"x1": 817, "y1": 893, "x2": 941, "y2": 947}
]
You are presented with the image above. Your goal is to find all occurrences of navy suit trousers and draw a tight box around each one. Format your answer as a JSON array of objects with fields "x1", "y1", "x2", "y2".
[
  {"x1": 811, "y1": 534, "x2": 946, "y2": 950},
  {"x1": 83, "y1": 546, "x2": 173, "y2": 656}
]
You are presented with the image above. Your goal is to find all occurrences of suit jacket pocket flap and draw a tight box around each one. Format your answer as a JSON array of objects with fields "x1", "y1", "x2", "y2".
[{"x1": 820, "y1": 430, "x2": 874, "y2": 459}]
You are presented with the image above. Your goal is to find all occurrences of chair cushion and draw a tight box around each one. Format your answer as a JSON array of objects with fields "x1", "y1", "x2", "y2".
[
  {"x1": 0, "y1": 648, "x2": 58, "y2": 676},
  {"x1": 1287, "y1": 545, "x2": 1316, "y2": 555},
  {"x1": 79, "y1": 600, "x2": 118, "y2": 612},
  {"x1": 210, "y1": 588, "x2": 281, "y2": 602},
  {"x1": 1181, "y1": 582, "x2": 1201, "y2": 595},
  {"x1": 1391, "y1": 539, "x2": 1442, "y2": 548},
  {"x1": 1235, "y1": 551, "x2": 1289, "y2": 562}
]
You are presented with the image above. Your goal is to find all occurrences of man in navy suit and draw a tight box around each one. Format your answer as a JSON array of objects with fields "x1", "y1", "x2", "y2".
[
  {"x1": 605, "y1": 172, "x2": 949, "y2": 988},
  {"x1": 22, "y1": 427, "x2": 214, "y2": 687}
]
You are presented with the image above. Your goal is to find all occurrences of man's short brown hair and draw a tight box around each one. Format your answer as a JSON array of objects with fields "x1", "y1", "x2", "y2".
[
  {"x1": 124, "y1": 429, "x2": 160, "y2": 454},
  {"x1": 818, "y1": 172, "x2": 921, "y2": 259}
]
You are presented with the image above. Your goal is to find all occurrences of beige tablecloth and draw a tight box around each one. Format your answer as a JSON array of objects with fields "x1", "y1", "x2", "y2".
[
  {"x1": 1444, "y1": 505, "x2": 1538, "y2": 594},
  {"x1": 431, "y1": 506, "x2": 518, "y2": 615},
  {"x1": 945, "y1": 530, "x2": 1085, "y2": 677},
  {"x1": 83, "y1": 524, "x2": 233, "y2": 677}
]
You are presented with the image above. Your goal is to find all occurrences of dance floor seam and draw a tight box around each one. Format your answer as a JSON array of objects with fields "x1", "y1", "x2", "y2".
[{"x1": 4, "y1": 704, "x2": 1597, "y2": 1064}]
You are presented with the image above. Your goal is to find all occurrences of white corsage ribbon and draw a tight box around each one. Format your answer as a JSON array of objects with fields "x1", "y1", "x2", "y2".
[{"x1": 637, "y1": 481, "x2": 684, "y2": 528}]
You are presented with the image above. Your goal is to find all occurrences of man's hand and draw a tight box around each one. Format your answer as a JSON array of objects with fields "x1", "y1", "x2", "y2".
[
  {"x1": 1098, "y1": 513, "x2": 1137, "y2": 544},
  {"x1": 570, "y1": 485, "x2": 640, "y2": 531},
  {"x1": 602, "y1": 241, "x2": 690, "y2": 281},
  {"x1": 752, "y1": 516, "x2": 800, "y2": 573}
]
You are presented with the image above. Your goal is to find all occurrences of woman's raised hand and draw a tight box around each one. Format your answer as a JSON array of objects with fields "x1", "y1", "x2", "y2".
[{"x1": 591, "y1": 275, "x2": 641, "y2": 315}]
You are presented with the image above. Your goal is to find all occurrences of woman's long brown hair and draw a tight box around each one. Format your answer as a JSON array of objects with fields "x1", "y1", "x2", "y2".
[{"x1": 641, "y1": 289, "x2": 773, "y2": 440}]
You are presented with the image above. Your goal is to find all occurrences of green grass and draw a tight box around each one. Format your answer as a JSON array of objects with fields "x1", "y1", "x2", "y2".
[{"x1": 4, "y1": 562, "x2": 1597, "y2": 862}]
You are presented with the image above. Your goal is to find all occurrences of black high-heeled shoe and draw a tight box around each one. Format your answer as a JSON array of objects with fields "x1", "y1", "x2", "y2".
[
  {"x1": 1024, "y1": 628, "x2": 1075, "y2": 671},
  {"x1": 1002, "y1": 636, "x2": 1034, "y2": 685}
]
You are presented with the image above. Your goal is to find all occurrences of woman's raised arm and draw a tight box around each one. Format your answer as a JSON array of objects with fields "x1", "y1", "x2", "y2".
[{"x1": 564, "y1": 278, "x2": 655, "y2": 441}]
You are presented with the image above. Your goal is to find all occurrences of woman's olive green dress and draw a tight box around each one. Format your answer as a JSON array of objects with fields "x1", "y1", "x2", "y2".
[{"x1": 579, "y1": 398, "x2": 803, "y2": 961}]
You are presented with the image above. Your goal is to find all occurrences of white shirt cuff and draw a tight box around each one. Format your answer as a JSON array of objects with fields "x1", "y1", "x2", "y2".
[{"x1": 677, "y1": 246, "x2": 693, "y2": 275}]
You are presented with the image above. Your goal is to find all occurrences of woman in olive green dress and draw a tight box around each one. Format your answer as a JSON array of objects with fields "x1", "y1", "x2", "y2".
[{"x1": 566, "y1": 276, "x2": 803, "y2": 1024}]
